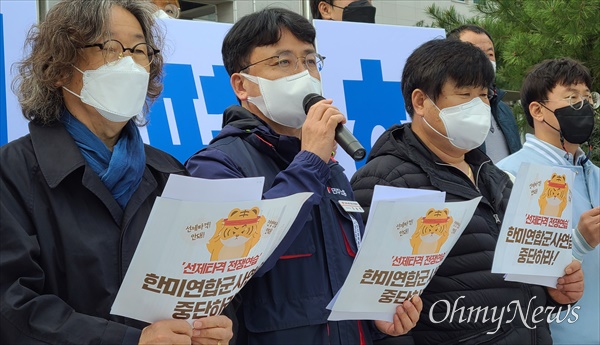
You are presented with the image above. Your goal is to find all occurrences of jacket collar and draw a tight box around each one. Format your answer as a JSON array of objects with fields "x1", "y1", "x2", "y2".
[
  {"x1": 379, "y1": 124, "x2": 491, "y2": 169},
  {"x1": 29, "y1": 120, "x2": 184, "y2": 188},
  {"x1": 215, "y1": 105, "x2": 301, "y2": 164},
  {"x1": 522, "y1": 133, "x2": 588, "y2": 166},
  {"x1": 372, "y1": 124, "x2": 499, "y2": 200},
  {"x1": 490, "y1": 86, "x2": 507, "y2": 108}
]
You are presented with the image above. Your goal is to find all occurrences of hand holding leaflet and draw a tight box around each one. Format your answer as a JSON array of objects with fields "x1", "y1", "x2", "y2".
[
  {"x1": 327, "y1": 185, "x2": 480, "y2": 322},
  {"x1": 492, "y1": 162, "x2": 574, "y2": 288},
  {"x1": 111, "y1": 175, "x2": 312, "y2": 324}
]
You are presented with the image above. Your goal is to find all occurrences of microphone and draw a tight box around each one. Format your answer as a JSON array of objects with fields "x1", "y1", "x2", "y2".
[{"x1": 303, "y1": 93, "x2": 366, "y2": 161}]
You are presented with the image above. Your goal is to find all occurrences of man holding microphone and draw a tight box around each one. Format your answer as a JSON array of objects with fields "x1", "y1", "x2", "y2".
[{"x1": 186, "y1": 7, "x2": 420, "y2": 344}]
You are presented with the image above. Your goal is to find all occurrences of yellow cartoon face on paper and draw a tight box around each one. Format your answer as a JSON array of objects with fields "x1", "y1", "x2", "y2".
[
  {"x1": 538, "y1": 173, "x2": 569, "y2": 217},
  {"x1": 207, "y1": 207, "x2": 266, "y2": 261},
  {"x1": 410, "y1": 208, "x2": 453, "y2": 255}
]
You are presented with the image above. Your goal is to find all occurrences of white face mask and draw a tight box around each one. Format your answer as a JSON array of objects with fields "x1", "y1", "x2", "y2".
[
  {"x1": 423, "y1": 96, "x2": 491, "y2": 151},
  {"x1": 153, "y1": 9, "x2": 171, "y2": 19},
  {"x1": 241, "y1": 70, "x2": 322, "y2": 129},
  {"x1": 490, "y1": 60, "x2": 497, "y2": 75},
  {"x1": 63, "y1": 56, "x2": 150, "y2": 123}
]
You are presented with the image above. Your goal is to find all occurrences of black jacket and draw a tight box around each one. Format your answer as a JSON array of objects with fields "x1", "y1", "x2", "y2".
[
  {"x1": 1, "y1": 121, "x2": 186, "y2": 344},
  {"x1": 351, "y1": 124, "x2": 556, "y2": 344}
]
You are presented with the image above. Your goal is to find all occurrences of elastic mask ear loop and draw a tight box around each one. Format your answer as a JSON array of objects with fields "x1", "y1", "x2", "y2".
[
  {"x1": 539, "y1": 102, "x2": 568, "y2": 153},
  {"x1": 62, "y1": 66, "x2": 85, "y2": 99},
  {"x1": 581, "y1": 141, "x2": 592, "y2": 166},
  {"x1": 423, "y1": 97, "x2": 451, "y2": 141}
]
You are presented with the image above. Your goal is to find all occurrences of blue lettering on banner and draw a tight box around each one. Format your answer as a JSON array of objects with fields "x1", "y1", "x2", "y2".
[
  {"x1": 1, "y1": 13, "x2": 7, "y2": 146},
  {"x1": 146, "y1": 63, "x2": 235, "y2": 163},
  {"x1": 343, "y1": 59, "x2": 406, "y2": 168}
]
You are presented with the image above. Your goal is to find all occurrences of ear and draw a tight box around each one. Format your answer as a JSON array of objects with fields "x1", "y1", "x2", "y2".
[
  {"x1": 529, "y1": 101, "x2": 545, "y2": 125},
  {"x1": 318, "y1": 1, "x2": 334, "y2": 19},
  {"x1": 426, "y1": 208, "x2": 435, "y2": 216},
  {"x1": 230, "y1": 73, "x2": 248, "y2": 101},
  {"x1": 54, "y1": 70, "x2": 73, "y2": 88},
  {"x1": 411, "y1": 89, "x2": 428, "y2": 117}
]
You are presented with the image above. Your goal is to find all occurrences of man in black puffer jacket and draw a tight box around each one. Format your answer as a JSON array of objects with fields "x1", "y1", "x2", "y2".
[{"x1": 351, "y1": 39, "x2": 584, "y2": 345}]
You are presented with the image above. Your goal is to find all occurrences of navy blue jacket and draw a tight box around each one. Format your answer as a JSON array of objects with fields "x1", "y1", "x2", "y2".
[
  {"x1": 186, "y1": 106, "x2": 373, "y2": 344},
  {"x1": 480, "y1": 88, "x2": 523, "y2": 154}
]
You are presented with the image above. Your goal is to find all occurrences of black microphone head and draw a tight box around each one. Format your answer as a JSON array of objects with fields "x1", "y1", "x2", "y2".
[{"x1": 303, "y1": 93, "x2": 325, "y2": 114}]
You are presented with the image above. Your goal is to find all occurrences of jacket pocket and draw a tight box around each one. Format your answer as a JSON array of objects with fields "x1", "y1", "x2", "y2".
[{"x1": 278, "y1": 213, "x2": 316, "y2": 260}]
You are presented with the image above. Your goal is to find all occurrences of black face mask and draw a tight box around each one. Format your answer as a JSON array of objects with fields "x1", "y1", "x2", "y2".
[
  {"x1": 543, "y1": 101, "x2": 595, "y2": 144},
  {"x1": 341, "y1": 0, "x2": 376, "y2": 23}
]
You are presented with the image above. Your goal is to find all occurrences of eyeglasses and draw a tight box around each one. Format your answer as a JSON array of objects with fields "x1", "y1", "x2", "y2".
[
  {"x1": 164, "y1": 3, "x2": 180, "y2": 18},
  {"x1": 83, "y1": 39, "x2": 159, "y2": 67},
  {"x1": 540, "y1": 91, "x2": 600, "y2": 110},
  {"x1": 239, "y1": 51, "x2": 326, "y2": 74}
]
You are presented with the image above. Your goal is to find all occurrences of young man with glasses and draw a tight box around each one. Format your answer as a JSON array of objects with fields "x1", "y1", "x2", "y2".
[
  {"x1": 186, "y1": 7, "x2": 420, "y2": 344},
  {"x1": 497, "y1": 58, "x2": 600, "y2": 344}
]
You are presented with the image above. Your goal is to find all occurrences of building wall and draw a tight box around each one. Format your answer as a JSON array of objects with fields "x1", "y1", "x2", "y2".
[
  {"x1": 39, "y1": 0, "x2": 478, "y2": 27},
  {"x1": 213, "y1": 0, "x2": 477, "y2": 26}
]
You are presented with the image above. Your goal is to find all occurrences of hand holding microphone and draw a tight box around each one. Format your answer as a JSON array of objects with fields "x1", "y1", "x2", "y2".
[{"x1": 303, "y1": 93, "x2": 366, "y2": 161}]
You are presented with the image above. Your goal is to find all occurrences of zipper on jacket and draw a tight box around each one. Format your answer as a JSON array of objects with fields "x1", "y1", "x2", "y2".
[
  {"x1": 493, "y1": 213, "x2": 501, "y2": 225},
  {"x1": 118, "y1": 226, "x2": 125, "y2": 280},
  {"x1": 473, "y1": 160, "x2": 492, "y2": 192},
  {"x1": 337, "y1": 215, "x2": 356, "y2": 257},
  {"x1": 357, "y1": 320, "x2": 366, "y2": 345}
]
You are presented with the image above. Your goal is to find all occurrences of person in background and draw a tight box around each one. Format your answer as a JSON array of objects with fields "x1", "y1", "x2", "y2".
[
  {"x1": 497, "y1": 57, "x2": 600, "y2": 344},
  {"x1": 310, "y1": 0, "x2": 376, "y2": 23},
  {"x1": 351, "y1": 39, "x2": 584, "y2": 344},
  {"x1": 0, "y1": 1, "x2": 231, "y2": 344},
  {"x1": 186, "y1": 7, "x2": 420, "y2": 344},
  {"x1": 448, "y1": 25, "x2": 522, "y2": 163},
  {"x1": 152, "y1": 0, "x2": 180, "y2": 18}
]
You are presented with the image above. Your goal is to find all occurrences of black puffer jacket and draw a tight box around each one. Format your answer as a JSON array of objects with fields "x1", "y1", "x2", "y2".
[{"x1": 351, "y1": 124, "x2": 556, "y2": 344}]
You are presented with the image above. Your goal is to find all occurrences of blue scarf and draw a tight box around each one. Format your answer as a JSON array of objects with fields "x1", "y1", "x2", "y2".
[{"x1": 62, "y1": 111, "x2": 146, "y2": 209}]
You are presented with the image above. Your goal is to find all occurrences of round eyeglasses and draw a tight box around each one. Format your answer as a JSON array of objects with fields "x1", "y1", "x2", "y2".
[
  {"x1": 164, "y1": 3, "x2": 180, "y2": 18},
  {"x1": 239, "y1": 51, "x2": 325, "y2": 74},
  {"x1": 540, "y1": 91, "x2": 600, "y2": 110},
  {"x1": 83, "y1": 39, "x2": 159, "y2": 68}
]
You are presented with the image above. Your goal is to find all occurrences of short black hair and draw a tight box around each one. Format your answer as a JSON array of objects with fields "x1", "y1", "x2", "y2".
[
  {"x1": 401, "y1": 39, "x2": 495, "y2": 118},
  {"x1": 221, "y1": 7, "x2": 316, "y2": 76},
  {"x1": 310, "y1": 0, "x2": 332, "y2": 19},
  {"x1": 521, "y1": 58, "x2": 592, "y2": 128},
  {"x1": 447, "y1": 24, "x2": 494, "y2": 44}
]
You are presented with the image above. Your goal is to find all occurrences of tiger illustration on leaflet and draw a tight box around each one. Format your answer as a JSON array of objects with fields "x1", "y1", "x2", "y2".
[
  {"x1": 206, "y1": 207, "x2": 266, "y2": 261},
  {"x1": 409, "y1": 208, "x2": 453, "y2": 255}
]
